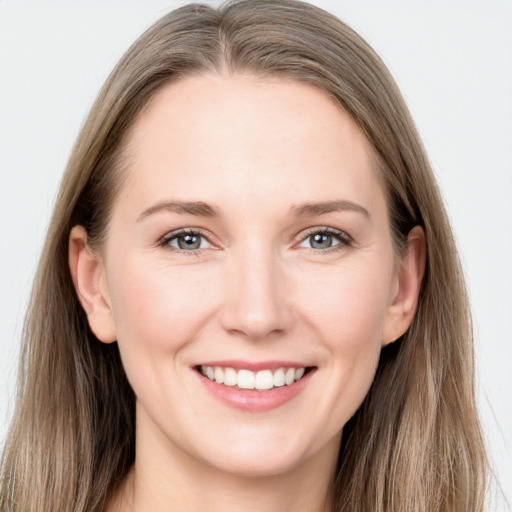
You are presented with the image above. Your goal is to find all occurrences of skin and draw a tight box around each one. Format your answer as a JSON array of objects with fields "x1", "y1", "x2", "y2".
[{"x1": 69, "y1": 74, "x2": 425, "y2": 512}]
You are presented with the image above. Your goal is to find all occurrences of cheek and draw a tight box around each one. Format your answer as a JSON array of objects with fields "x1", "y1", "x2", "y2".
[
  {"x1": 294, "y1": 259, "x2": 394, "y2": 348},
  {"x1": 107, "y1": 255, "x2": 221, "y2": 354},
  {"x1": 295, "y1": 264, "x2": 391, "y2": 426}
]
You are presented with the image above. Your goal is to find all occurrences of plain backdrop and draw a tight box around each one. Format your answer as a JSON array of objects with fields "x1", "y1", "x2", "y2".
[{"x1": 0, "y1": 1, "x2": 511, "y2": 509}]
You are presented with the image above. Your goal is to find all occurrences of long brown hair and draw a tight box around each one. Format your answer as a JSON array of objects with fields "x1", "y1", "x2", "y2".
[{"x1": 0, "y1": 1, "x2": 488, "y2": 510}]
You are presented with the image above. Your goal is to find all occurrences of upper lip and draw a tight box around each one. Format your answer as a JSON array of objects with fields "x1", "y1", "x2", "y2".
[{"x1": 195, "y1": 360, "x2": 313, "y2": 371}]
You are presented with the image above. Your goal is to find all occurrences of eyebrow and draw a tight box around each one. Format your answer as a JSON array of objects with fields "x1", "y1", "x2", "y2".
[
  {"x1": 290, "y1": 200, "x2": 370, "y2": 218},
  {"x1": 136, "y1": 198, "x2": 370, "y2": 222},
  {"x1": 137, "y1": 200, "x2": 221, "y2": 222}
]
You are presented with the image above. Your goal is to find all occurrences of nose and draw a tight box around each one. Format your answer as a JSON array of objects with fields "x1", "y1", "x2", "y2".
[{"x1": 219, "y1": 246, "x2": 293, "y2": 341}]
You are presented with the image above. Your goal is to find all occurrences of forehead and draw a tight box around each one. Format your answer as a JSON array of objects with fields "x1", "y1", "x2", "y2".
[{"x1": 118, "y1": 73, "x2": 385, "y2": 218}]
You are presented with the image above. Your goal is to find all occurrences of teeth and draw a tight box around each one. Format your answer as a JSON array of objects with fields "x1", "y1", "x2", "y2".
[
  {"x1": 214, "y1": 366, "x2": 224, "y2": 384},
  {"x1": 285, "y1": 368, "x2": 295, "y2": 385},
  {"x1": 294, "y1": 367, "x2": 305, "y2": 381},
  {"x1": 199, "y1": 365, "x2": 308, "y2": 391},
  {"x1": 237, "y1": 369, "x2": 255, "y2": 389},
  {"x1": 255, "y1": 370, "x2": 273, "y2": 390},
  {"x1": 273, "y1": 368, "x2": 285, "y2": 387},
  {"x1": 224, "y1": 367, "x2": 237, "y2": 386}
]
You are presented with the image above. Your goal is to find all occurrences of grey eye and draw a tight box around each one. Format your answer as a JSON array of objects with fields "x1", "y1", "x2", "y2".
[
  {"x1": 299, "y1": 231, "x2": 343, "y2": 250},
  {"x1": 167, "y1": 232, "x2": 211, "y2": 251},
  {"x1": 310, "y1": 233, "x2": 336, "y2": 249},
  {"x1": 178, "y1": 234, "x2": 201, "y2": 250}
]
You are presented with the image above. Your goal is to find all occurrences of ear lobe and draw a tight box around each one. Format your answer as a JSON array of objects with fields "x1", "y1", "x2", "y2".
[
  {"x1": 382, "y1": 226, "x2": 426, "y2": 346},
  {"x1": 69, "y1": 225, "x2": 117, "y2": 343}
]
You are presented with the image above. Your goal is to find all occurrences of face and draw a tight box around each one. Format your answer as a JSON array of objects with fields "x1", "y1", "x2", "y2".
[{"x1": 78, "y1": 74, "x2": 416, "y2": 478}]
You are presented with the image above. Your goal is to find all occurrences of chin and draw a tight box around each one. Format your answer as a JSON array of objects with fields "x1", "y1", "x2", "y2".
[
  {"x1": 190, "y1": 428, "x2": 322, "y2": 479},
  {"x1": 207, "y1": 450, "x2": 305, "y2": 478}
]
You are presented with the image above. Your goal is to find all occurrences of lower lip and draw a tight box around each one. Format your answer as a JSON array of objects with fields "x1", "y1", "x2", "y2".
[{"x1": 195, "y1": 370, "x2": 314, "y2": 412}]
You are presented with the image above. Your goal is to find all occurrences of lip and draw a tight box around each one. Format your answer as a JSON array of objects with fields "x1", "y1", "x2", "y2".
[{"x1": 193, "y1": 363, "x2": 316, "y2": 412}]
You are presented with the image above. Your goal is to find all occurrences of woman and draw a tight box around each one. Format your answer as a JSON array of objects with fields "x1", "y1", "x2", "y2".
[{"x1": 0, "y1": 1, "x2": 489, "y2": 511}]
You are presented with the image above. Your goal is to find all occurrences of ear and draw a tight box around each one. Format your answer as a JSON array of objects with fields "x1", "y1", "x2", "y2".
[
  {"x1": 382, "y1": 226, "x2": 426, "y2": 346},
  {"x1": 69, "y1": 225, "x2": 117, "y2": 343}
]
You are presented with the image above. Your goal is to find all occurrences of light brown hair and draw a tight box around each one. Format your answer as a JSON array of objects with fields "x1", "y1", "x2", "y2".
[{"x1": 0, "y1": 1, "x2": 488, "y2": 510}]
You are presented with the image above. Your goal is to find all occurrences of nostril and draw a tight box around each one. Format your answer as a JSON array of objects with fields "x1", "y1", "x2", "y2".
[{"x1": 219, "y1": 269, "x2": 293, "y2": 340}]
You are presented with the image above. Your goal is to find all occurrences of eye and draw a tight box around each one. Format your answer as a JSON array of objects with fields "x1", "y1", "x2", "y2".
[
  {"x1": 297, "y1": 228, "x2": 351, "y2": 251},
  {"x1": 162, "y1": 229, "x2": 213, "y2": 251}
]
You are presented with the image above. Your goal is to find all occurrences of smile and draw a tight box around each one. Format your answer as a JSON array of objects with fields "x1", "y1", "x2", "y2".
[
  {"x1": 199, "y1": 365, "x2": 307, "y2": 391},
  {"x1": 195, "y1": 362, "x2": 316, "y2": 411}
]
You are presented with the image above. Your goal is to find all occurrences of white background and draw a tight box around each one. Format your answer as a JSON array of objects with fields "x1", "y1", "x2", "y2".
[{"x1": 0, "y1": 1, "x2": 510, "y2": 509}]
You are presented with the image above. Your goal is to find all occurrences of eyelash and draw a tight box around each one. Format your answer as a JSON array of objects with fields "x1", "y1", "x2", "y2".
[
  {"x1": 160, "y1": 228, "x2": 212, "y2": 256},
  {"x1": 296, "y1": 227, "x2": 353, "y2": 254},
  {"x1": 159, "y1": 227, "x2": 353, "y2": 255}
]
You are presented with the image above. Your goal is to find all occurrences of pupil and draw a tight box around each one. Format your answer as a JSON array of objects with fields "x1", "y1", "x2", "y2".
[
  {"x1": 311, "y1": 233, "x2": 332, "y2": 249},
  {"x1": 178, "y1": 234, "x2": 200, "y2": 250}
]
